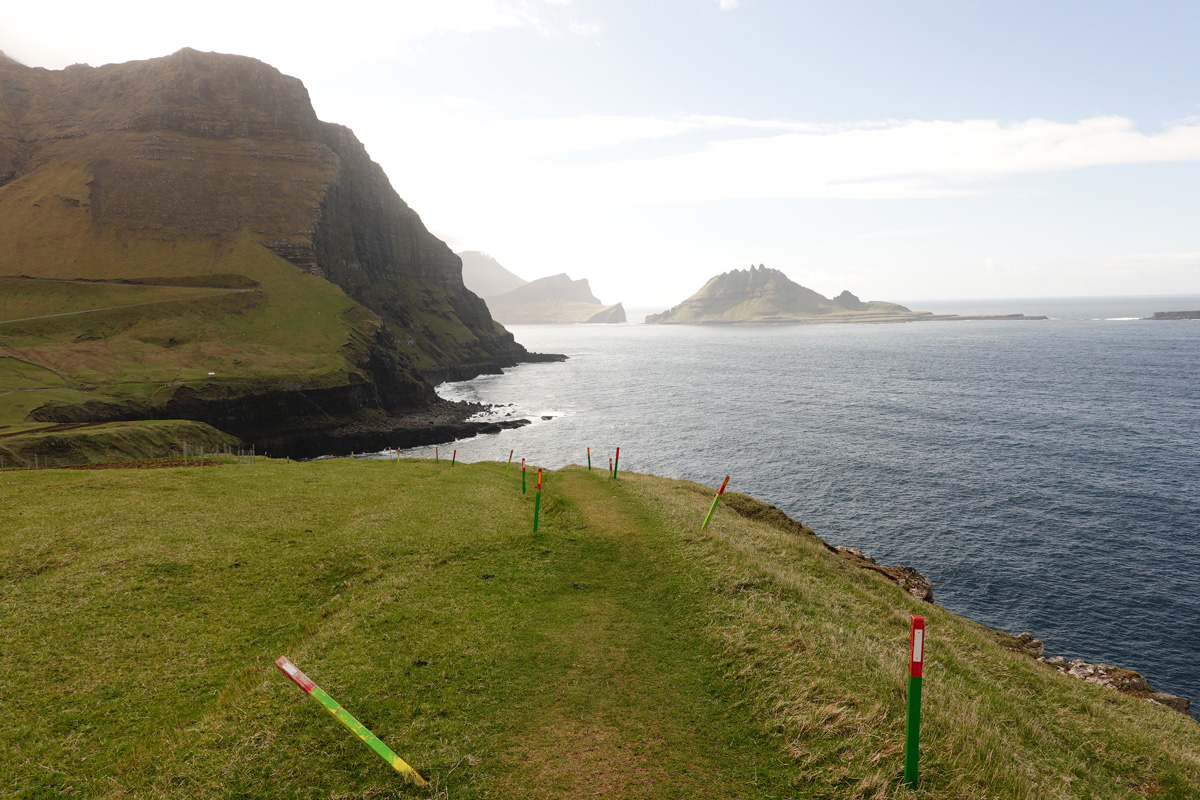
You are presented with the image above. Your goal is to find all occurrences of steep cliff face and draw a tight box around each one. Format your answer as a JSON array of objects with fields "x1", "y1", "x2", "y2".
[
  {"x1": 647, "y1": 265, "x2": 914, "y2": 324},
  {"x1": 0, "y1": 49, "x2": 544, "y2": 454}
]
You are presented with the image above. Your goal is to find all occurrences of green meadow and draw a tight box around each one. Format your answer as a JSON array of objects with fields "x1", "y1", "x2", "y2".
[{"x1": 3, "y1": 459, "x2": 1198, "y2": 799}]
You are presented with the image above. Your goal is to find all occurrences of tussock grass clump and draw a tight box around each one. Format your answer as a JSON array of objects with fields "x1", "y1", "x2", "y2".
[{"x1": 2, "y1": 461, "x2": 1197, "y2": 799}]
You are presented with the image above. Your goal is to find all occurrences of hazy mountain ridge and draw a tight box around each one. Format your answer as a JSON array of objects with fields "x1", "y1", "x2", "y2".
[{"x1": 459, "y1": 252, "x2": 626, "y2": 324}]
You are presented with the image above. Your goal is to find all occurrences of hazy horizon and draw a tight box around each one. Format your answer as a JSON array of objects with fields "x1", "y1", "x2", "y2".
[{"x1": 3, "y1": 1, "x2": 1198, "y2": 307}]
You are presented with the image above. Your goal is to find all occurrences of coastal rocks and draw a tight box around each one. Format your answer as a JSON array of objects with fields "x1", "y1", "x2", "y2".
[
  {"x1": 712, "y1": 490, "x2": 935, "y2": 603},
  {"x1": 994, "y1": 631, "x2": 1193, "y2": 716},
  {"x1": 1039, "y1": 657, "x2": 1191, "y2": 715},
  {"x1": 832, "y1": 546, "x2": 935, "y2": 603}
]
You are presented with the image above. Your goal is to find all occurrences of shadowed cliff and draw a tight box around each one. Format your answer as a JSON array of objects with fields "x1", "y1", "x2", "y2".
[{"x1": 0, "y1": 48, "x2": 557, "y2": 456}]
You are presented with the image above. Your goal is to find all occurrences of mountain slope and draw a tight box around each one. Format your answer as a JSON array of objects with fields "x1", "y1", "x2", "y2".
[
  {"x1": 0, "y1": 49, "x2": 551, "y2": 455},
  {"x1": 459, "y1": 250, "x2": 528, "y2": 297}
]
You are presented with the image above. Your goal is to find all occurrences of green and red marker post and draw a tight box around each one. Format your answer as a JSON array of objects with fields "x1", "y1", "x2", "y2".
[
  {"x1": 451, "y1": 449, "x2": 456, "y2": 467},
  {"x1": 701, "y1": 475, "x2": 730, "y2": 530},
  {"x1": 587, "y1": 447, "x2": 591, "y2": 471},
  {"x1": 275, "y1": 656, "x2": 427, "y2": 786},
  {"x1": 521, "y1": 458, "x2": 526, "y2": 494},
  {"x1": 505, "y1": 449, "x2": 514, "y2": 476},
  {"x1": 904, "y1": 615, "x2": 925, "y2": 788},
  {"x1": 612, "y1": 447, "x2": 620, "y2": 479},
  {"x1": 533, "y1": 468, "x2": 543, "y2": 531}
]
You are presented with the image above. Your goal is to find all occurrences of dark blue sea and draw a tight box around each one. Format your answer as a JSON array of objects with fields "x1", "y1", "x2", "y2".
[{"x1": 392, "y1": 296, "x2": 1200, "y2": 712}]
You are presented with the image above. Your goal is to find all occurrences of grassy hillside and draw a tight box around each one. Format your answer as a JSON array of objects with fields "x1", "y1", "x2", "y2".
[
  {"x1": 0, "y1": 50, "x2": 531, "y2": 449},
  {"x1": 3, "y1": 461, "x2": 1198, "y2": 799}
]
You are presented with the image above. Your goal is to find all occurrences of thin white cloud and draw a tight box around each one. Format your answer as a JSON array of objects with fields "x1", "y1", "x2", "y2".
[
  {"x1": 398, "y1": 113, "x2": 1200, "y2": 208},
  {"x1": 861, "y1": 227, "x2": 952, "y2": 240},
  {"x1": 0, "y1": 0, "x2": 587, "y2": 70},
  {"x1": 718, "y1": 0, "x2": 742, "y2": 9}
]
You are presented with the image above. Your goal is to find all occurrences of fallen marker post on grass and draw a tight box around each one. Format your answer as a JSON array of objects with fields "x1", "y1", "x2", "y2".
[
  {"x1": 904, "y1": 615, "x2": 925, "y2": 788},
  {"x1": 505, "y1": 449, "x2": 514, "y2": 476},
  {"x1": 274, "y1": 656, "x2": 428, "y2": 787},
  {"x1": 701, "y1": 475, "x2": 730, "y2": 530},
  {"x1": 533, "y1": 468, "x2": 543, "y2": 531}
]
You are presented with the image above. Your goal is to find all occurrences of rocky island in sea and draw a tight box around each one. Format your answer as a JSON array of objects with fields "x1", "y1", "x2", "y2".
[
  {"x1": 0, "y1": 48, "x2": 561, "y2": 461},
  {"x1": 1146, "y1": 310, "x2": 1200, "y2": 320},
  {"x1": 648, "y1": 265, "x2": 1046, "y2": 324},
  {"x1": 460, "y1": 251, "x2": 626, "y2": 324}
]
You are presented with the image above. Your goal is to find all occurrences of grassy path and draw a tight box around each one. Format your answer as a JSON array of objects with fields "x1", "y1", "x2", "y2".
[
  {"x1": 3, "y1": 459, "x2": 1199, "y2": 799},
  {"x1": 475, "y1": 467, "x2": 796, "y2": 797}
]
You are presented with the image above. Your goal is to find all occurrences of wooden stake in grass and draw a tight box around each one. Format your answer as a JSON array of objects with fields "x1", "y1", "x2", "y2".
[
  {"x1": 701, "y1": 475, "x2": 730, "y2": 530},
  {"x1": 587, "y1": 447, "x2": 591, "y2": 470},
  {"x1": 612, "y1": 447, "x2": 620, "y2": 480},
  {"x1": 533, "y1": 468, "x2": 543, "y2": 532},
  {"x1": 505, "y1": 449, "x2": 514, "y2": 476},
  {"x1": 904, "y1": 615, "x2": 926, "y2": 788},
  {"x1": 274, "y1": 656, "x2": 428, "y2": 787},
  {"x1": 521, "y1": 458, "x2": 526, "y2": 494}
]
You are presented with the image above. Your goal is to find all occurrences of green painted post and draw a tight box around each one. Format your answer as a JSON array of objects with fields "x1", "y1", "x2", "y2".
[
  {"x1": 701, "y1": 475, "x2": 730, "y2": 530},
  {"x1": 533, "y1": 468, "x2": 543, "y2": 531},
  {"x1": 521, "y1": 458, "x2": 526, "y2": 494},
  {"x1": 435, "y1": 446, "x2": 438, "y2": 462},
  {"x1": 275, "y1": 657, "x2": 427, "y2": 786},
  {"x1": 505, "y1": 449, "x2": 514, "y2": 476},
  {"x1": 612, "y1": 447, "x2": 620, "y2": 479},
  {"x1": 451, "y1": 449, "x2": 456, "y2": 467},
  {"x1": 904, "y1": 615, "x2": 926, "y2": 788},
  {"x1": 587, "y1": 447, "x2": 591, "y2": 471}
]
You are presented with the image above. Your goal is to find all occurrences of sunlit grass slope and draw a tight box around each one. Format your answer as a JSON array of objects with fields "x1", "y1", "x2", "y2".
[{"x1": 3, "y1": 461, "x2": 1198, "y2": 799}]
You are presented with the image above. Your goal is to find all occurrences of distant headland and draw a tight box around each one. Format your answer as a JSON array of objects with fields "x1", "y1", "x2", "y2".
[{"x1": 647, "y1": 265, "x2": 1047, "y2": 324}]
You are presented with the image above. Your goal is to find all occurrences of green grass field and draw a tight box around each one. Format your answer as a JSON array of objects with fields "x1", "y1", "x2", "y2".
[{"x1": 3, "y1": 460, "x2": 1198, "y2": 799}]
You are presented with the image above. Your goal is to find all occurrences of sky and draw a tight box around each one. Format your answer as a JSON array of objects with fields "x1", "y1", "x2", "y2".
[{"x1": 3, "y1": 1, "x2": 1200, "y2": 310}]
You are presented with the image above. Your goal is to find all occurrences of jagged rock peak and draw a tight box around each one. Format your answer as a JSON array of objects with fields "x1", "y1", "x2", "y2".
[{"x1": 833, "y1": 290, "x2": 867, "y2": 311}]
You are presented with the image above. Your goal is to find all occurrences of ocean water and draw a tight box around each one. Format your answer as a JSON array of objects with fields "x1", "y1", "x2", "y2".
[{"x1": 392, "y1": 298, "x2": 1200, "y2": 711}]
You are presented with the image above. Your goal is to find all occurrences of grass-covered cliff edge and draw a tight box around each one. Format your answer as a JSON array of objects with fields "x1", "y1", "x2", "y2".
[
  {"x1": 0, "y1": 49, "x2": 559, "y2": 458},
  {"x1": 4, "y1": 460, "x2": 1197, "y2": 799}
]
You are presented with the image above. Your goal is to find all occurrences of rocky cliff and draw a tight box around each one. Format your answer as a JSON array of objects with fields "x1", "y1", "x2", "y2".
[
  {"x1": 0, "y1": 49, "x2": 557, "y2": 456},
  {"x1": 483, "y1": 273, "x2": 626, "y2": 324}
]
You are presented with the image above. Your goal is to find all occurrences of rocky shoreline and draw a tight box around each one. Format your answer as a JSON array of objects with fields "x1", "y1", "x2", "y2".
[
  {"x1": 249, "y1": 397, "x2": 533, "y2": 460},
  {"x1": 719, "y1": 493, "x2": 1193, "y2": 719}
]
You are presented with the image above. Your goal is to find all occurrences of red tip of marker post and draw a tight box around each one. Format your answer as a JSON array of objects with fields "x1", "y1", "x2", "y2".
[
  {"x1": 275, "y1": 656, "x2": 316, "y2": 694},
  {"x1": 536, "y1": 468, "x2": 543, "y2": 489},
  {"x1": 909, "y1": 615, "x2": 925, "y2": 678},
  {"x1": 718, "y1": 475, "x2": 730, "y2": 494}
]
